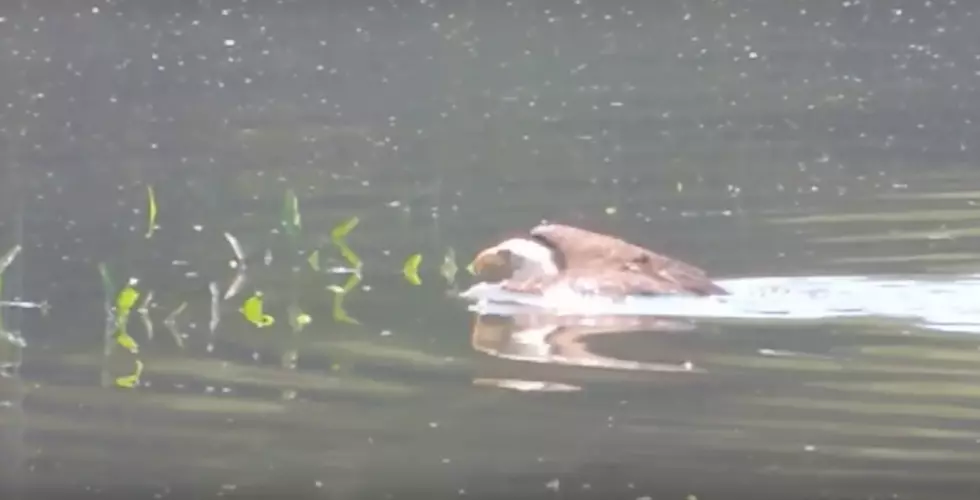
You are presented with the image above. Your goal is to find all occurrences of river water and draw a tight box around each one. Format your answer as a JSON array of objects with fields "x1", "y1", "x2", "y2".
[{"x1": 2, "y1": 0, "x2": 980, "y2": 498}]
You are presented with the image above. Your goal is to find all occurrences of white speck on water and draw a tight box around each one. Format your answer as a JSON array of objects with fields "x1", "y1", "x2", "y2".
[{"x1": 224, "y1": 39, "x2": 236, "y2": 47}]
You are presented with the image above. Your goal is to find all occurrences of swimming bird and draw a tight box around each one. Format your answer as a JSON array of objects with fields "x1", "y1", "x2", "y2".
[{"x1": 469, "y1": 223, "x2": 727, "y2": 298}]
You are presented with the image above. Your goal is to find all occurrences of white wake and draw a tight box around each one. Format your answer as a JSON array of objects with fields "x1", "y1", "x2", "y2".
[{"x1": 459, "y1": 274, "x2": 980, "y2": 334}]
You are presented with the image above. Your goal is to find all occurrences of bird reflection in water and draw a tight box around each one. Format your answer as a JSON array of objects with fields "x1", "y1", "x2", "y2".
[{"x1": 469, "y1": 311, "x2": 705, "y2": 392}]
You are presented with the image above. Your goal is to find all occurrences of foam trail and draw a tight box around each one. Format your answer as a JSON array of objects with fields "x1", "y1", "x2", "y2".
[{"x1": 459, "y1": 274, "x2": 980, "y2": 334}]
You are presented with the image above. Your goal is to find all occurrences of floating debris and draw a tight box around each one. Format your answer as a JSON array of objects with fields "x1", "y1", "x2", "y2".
[
  {"x1": 208, "y1": 281, "x2": 221, "y2": 334},
  {"x1": 145, "y1": 184, "x2": 158, "y2": 239},
  {"x1": 0, "y1": 245, "x2": 21, "y2": 275},
  {"x1": 223, "y1": 232, "x2": 247, "y2": 268},
  {"x1": 0, "y1": 300, "x2": 51, "y2": 315},
  {"x1": 403, "y1": 253, "x2": 422, "y2": 285},
  {"x1": 224, "y1": 270, "x2": 247, "y2": 300}
]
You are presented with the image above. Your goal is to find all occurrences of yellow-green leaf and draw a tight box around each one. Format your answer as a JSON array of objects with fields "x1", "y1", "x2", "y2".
[
  {"x1": 115, "y1": 359, "x2": 144, "y2": 389},
  {"x1": 332, "y1": 294, "x2": 359, "y2": 325},
  {"x1": 336, "y1": 241, "x2": 362, "y2": 270},
  {"x1": 116, "y1": 279, "x2": 140, "y2": 314},
  {"x1": 116, "y1": 330, "x2": 140, "y2": 354},
  {"x1": 145, "y1": 184, "x2": 158, "y2": 239},
  {"x1": 402, "y1": 253, "x2": 422, "y2": 285},
  {"x1": 330, "y1": 216, "x2": 359, "y2": 241},
  {"x1": 241, "y1": 291, "x2": 275, "y2": 328}
]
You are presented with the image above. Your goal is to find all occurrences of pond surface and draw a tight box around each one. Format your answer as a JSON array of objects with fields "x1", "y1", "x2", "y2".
[{"x1": 3, "y1": 1, "x2": 980, "y2": 498}]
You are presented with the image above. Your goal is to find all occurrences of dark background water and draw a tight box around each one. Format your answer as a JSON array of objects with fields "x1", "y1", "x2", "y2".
[{"x1": 3, "y1": 0, "x2": 980, "y2": 498}]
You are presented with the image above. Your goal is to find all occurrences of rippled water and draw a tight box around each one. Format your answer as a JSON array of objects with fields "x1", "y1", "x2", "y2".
[{"x1": 3, "y1": 0, "x2": 980, "y2": 499}]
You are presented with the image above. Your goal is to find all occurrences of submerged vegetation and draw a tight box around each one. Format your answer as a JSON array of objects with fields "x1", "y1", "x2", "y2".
[{"x1": 1, "y1": 183, "x2": 468, "y2": 391}]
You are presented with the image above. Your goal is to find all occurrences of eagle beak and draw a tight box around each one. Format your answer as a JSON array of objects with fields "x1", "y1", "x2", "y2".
[{"x1": 469, "y1": 245, "x2": 507, "y2": 277}]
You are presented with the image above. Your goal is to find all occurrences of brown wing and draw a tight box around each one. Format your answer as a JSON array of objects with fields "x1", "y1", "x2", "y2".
[
  {"x1": 502, "y1": 267, "x2": 711, "y2": 297},
  {"x1": 529, "y1": 223, "x2": 726, "y2": 295}
]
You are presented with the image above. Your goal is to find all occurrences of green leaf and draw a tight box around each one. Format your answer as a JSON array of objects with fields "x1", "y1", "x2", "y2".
[
  {"x1": 402, "y1": 253, "x2": 423, "y2": 285},
  {"x1": 115, "y1": 359, "x2": 144, "y2": 389},
  {"x1": 329, "y1": 217, "x2": 362, "y2": 270},
  {"x1": 330, "y1": 216, "x2": 359, "y2": 241},
  {"x1": 241, "y1": 291, "x2": 275, "y2": 328},
  {"x1": 116, "y1": 330, "x2": 140, "y2": 354},
  {"x1": 329, "y1": 273, "x2": 361, "y2": 324},
  {"x1": 335, "y1": 241, "x2": 362, "y2": 270},
  {"x1": 116, "y1": 279, "x2": 140, "y2": 315}
]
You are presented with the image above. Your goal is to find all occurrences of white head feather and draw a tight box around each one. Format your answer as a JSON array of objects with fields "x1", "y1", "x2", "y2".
[{"x1": 493, "y1": 238, "x2": 560, "y2": 279}]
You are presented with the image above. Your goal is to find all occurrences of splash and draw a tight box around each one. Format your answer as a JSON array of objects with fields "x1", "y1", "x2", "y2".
[{"x1": 459, "y1": 274, "x2": 980, "y2": 334}]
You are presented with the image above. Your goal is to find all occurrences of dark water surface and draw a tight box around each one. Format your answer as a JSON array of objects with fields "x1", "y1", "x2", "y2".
[{"x1": 3, "y1": 0, "x2": 980, "y2": 498}]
